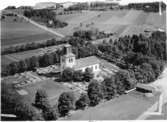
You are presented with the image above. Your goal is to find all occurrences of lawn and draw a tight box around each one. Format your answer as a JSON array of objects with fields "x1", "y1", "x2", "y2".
[
  {"x1": 2, "y1": 74, "x2": 71, "y2": 106},
  {"x1": 1, "y1": 15, "x2": 58, "y2": 46},
  {"x1": 64, "y1": 91, "x2": 160, "y2": 120},
  {"x1": 23, "y1": 79, "x2": 71, "y2": 106}
]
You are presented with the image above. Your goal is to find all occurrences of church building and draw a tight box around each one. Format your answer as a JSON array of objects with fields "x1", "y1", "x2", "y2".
[{"x1": 60, "y1": 44, "x2": 101, "y2": 76}]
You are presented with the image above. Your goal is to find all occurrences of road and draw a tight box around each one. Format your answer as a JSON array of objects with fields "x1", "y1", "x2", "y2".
[
  {"x1": 140, "y1": 66, "x2": 167, "y2": 120},
  {"x1": 150, "y1": 66, "x2": 167, "y2": 104},
  {"x1": 6, "y1": 10, "x2": 65, "y2": 38}
]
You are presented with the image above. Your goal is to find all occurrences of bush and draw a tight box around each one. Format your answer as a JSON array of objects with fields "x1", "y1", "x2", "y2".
[
  {"x1": 58, "y1": 92, "x2": 75, "y2": 116},
  {"x1": 87, "y1": 80, "x2": 103, "y2": 106},
  {"x1": 75, "y1": 93, "x2": 90, "y2": 110}
]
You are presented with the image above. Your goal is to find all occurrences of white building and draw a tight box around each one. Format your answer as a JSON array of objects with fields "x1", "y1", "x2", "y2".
[
  {"x1": 34, "y1": 2, "x2": 58, "y2": 9},
  {"x1": 60, "y1": 2, "x2": 77, "y2": 9},
  {"x1": 61, "y1": 44, "x2": 100, "y2": 76}
]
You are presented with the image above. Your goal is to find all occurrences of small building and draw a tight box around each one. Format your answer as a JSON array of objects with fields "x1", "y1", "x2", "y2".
[
  {"x1": 136, "y1": 83, "x2": 155, "y2": 93},
  {"x1": 60, "y1": 44, "x2": 101, "y2": 76}
]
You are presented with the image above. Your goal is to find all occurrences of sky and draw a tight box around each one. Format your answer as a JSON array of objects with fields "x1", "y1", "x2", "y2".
[{"x1": 0, "y1": 0, "x2": 166, "y2": 10}]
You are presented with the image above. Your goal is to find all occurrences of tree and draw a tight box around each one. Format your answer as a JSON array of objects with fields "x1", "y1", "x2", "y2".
[
  {"x1": 1, "y1": 82, "x2": 21, "y2": 114},
  {"x1": 73, "y1": 70, "x2": 84, "y2": 82},
  {"x1": 15, "y1": 102, "x2": 43, "y2": 120},
  {"x1": 58, "y1": 92, "x2": 75, "y2": 116},
  {"x1": 114, "y1": 71, "x2": 133, "y2": 94},
  {"x1": 140, "y1": 63, "x2": 155, "y2": 83},
  {"x1": 35, "y1": 89, "x2": 50, "y2": 110},
  {"x1": 61, "y1": 68, "x2": 74, "y2": 82},
  {"x1": 29, "y1": 56, "x2": 39, "y2": 70},
  {"x1": 8, "y1": 62, "x2": 19, "y2": 75},
  {"x1": 19, "y1": 60, "x2": 28, "y2": 72},
  {"x1": 75, "y1": 93, "x2": 90, "y2": 110},
  {"x1": 149, "y1": 59, "x2": 163, "y2": 78},
  {"x1": 5, "y1": 6, "x2": 16, "y2": 9},
  {"x1": 83, "y1": 68, "x2": 93, "y2": 82},
  {"x1": 102, "y1": 77, "x2": 117, "y2": 100},
  {"x1": 87, "y1": 80, "x2": 103, "y2": 106},
  {"x1": 42, "y1": 106, "x2": 58, "y2": 120}
]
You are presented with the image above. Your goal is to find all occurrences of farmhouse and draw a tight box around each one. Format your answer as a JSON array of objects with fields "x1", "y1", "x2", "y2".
[{"x1": 61, "y1": 44, "x2": 100, "y2": 76}]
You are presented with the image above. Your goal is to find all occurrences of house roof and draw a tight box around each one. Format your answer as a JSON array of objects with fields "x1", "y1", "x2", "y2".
[
  {"x1": 74, "y1": 56, "x2": 100, "y2": 70},
  {"x1": 63, "y1": 53, "x2": 76, "y2": 58}
]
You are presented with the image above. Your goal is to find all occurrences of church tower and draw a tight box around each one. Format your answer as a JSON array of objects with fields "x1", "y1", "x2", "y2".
[
  {"x1": 159, "y1": 2, "x2": 162, "y2": 16},
  {"x1": 60, "y1": 44, "x2": 76, "y2": 71}
]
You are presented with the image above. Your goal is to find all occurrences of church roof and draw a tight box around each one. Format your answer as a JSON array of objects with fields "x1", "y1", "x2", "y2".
[
  {"x1": 63, "y1": 53, "x2": 75, "y2": 58},
  {"x1": 74, "y1": 56, "x2": 100, "y2": 70}
]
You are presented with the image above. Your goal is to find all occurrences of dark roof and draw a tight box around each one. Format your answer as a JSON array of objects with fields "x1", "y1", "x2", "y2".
[
  {"x1": 63, "y1": 53, "x2": 75, "y2": 58},
  {"x1": 136, "y1": 83, "x2": 155, "y2": 92},
  {"x1": 74, "y1": 56, "x2": 100, "y2": 70}
]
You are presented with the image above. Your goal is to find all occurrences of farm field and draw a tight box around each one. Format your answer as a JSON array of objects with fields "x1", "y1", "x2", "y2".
[
  {"x1": 1, "y1": 15, "x2": 58, "y2": 46},
  {"x1": 55, "y1": 10, "x2": 166, "y2": 37},
  {"x1": 1, "y1": 10, "x2": 165, "y2": 46}
]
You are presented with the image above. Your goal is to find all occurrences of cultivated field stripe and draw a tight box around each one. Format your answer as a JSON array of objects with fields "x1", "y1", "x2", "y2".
[{"x1": 6, "y1": 10, "x2": 65, "y2": 38}]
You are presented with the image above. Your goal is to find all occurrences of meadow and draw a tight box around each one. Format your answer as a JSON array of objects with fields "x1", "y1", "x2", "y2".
[
  {"x1": 2, "y1": 9, "x2": 165, "y2": 47},
  {"x1": 55, "y1": 10, "x2": 166, "y2": 36}
]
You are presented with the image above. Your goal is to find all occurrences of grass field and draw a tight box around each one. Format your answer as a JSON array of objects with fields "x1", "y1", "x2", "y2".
[
  {"x1": 1, "y1": 15, "x2": 58, "y2": 46},
  {"x1": 55, "y1": 10, "x2": 166, "y2": 36},
  {"x1": 2, "y1": 74, "x2": 71, "y2": 106},
  {"x1": 64, "y1": 91, "x2": 160, "y2": 120},
  {"x1": 1, "y1": 10, "x2": 165, "y2": 46}
]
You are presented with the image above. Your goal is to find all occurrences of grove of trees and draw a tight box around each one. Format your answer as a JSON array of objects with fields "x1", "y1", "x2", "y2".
[
  {"x1": 2, "y1": 38, "x2": 67, "y2": 55},
  {"x1": 61, "y1": 67, "x2": 93, "y2": 82},
  {"x1": 127, "y1": 2, "x2": 166, "y2": 12},
  {"x1": 24, "y1": 9, "x2": 67, "y2": 28}
]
